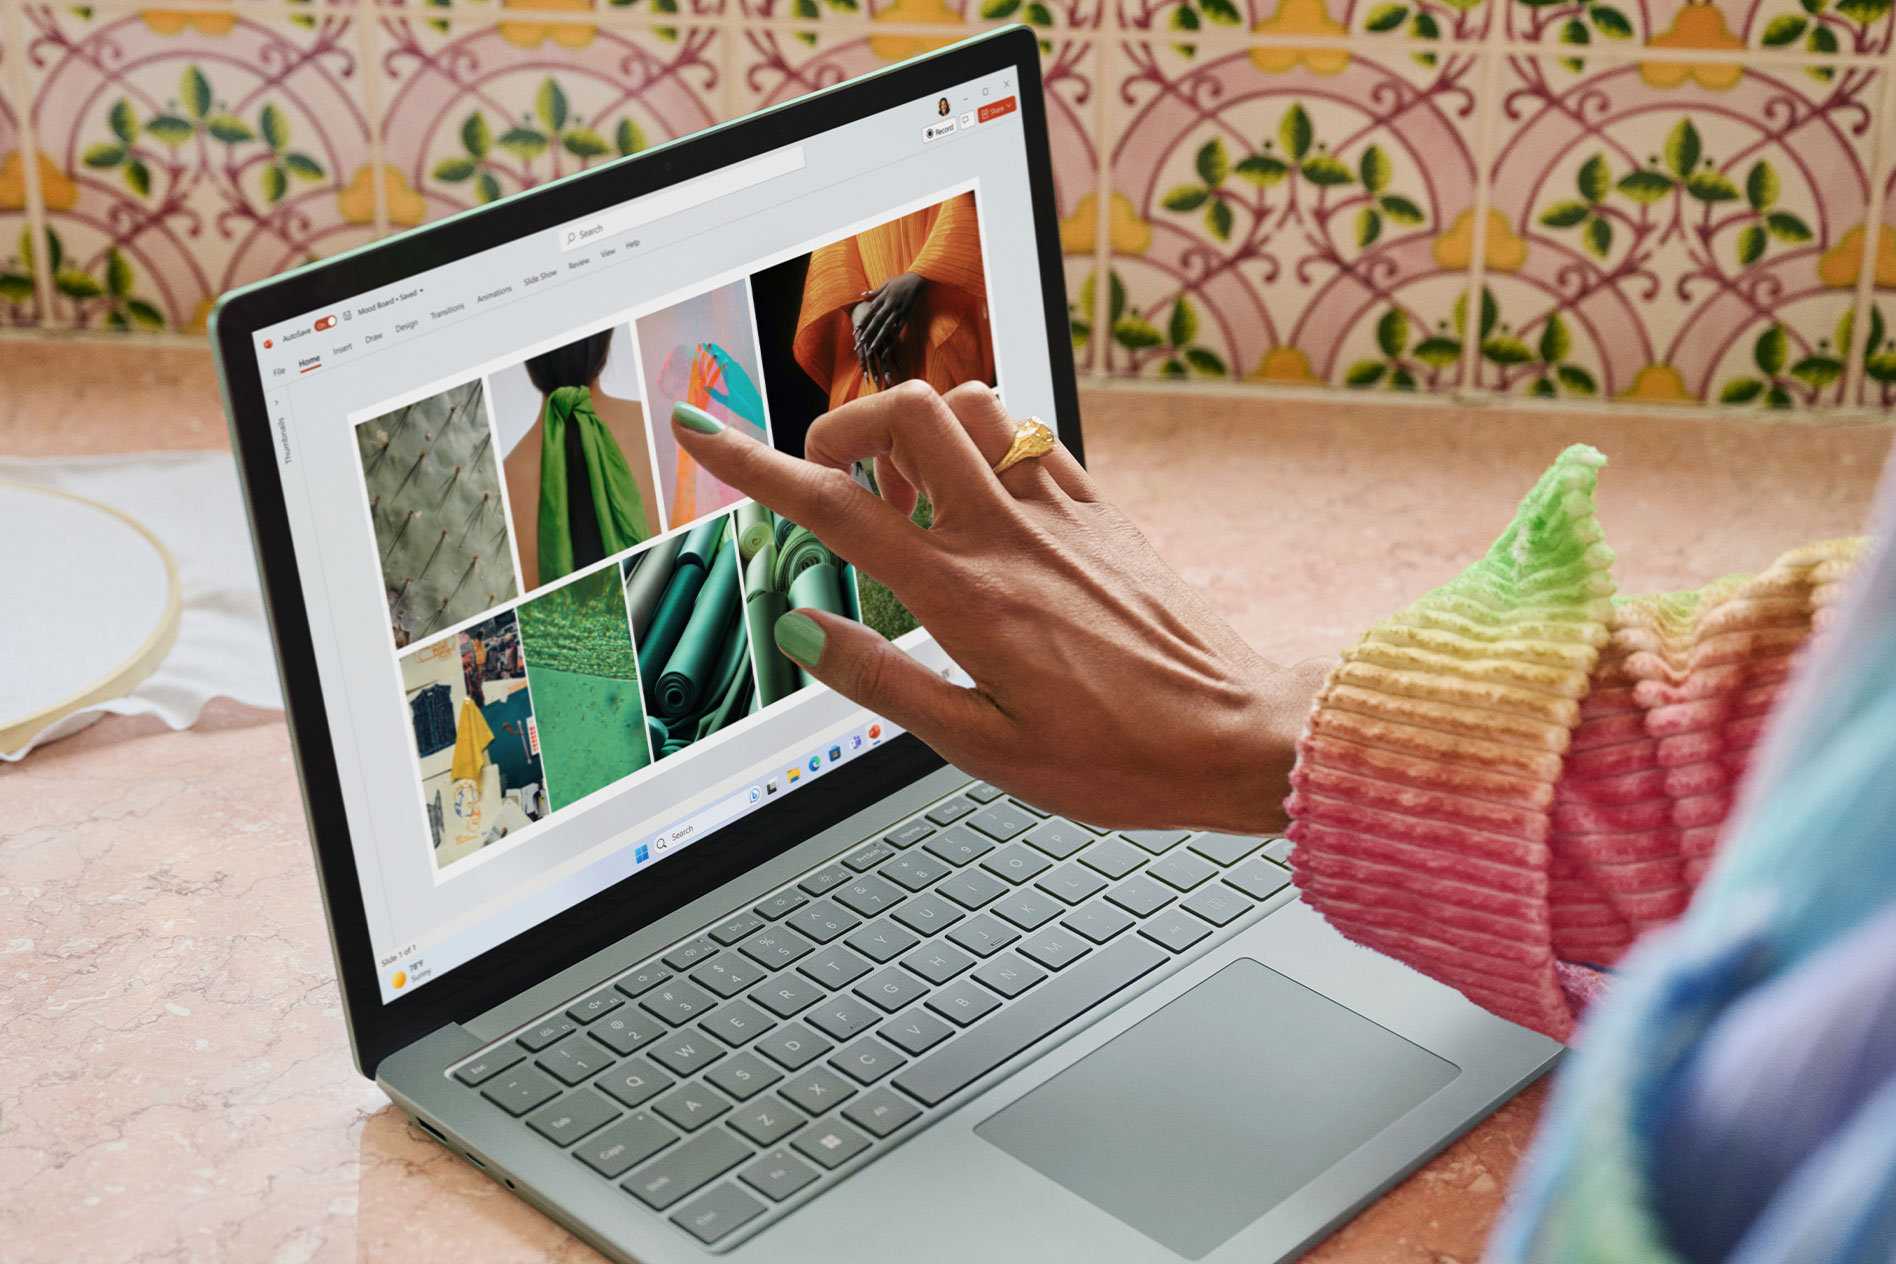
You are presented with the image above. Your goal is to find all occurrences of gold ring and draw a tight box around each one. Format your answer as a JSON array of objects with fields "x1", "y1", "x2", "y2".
[{"x1": 992, "y1": 417, "x2": 1056, "y2": 475}]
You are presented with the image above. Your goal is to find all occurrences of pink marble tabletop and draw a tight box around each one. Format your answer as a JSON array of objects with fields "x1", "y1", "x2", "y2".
[{"x1": 3, "y1": 339, "x2": 1889, "y2": 1262}]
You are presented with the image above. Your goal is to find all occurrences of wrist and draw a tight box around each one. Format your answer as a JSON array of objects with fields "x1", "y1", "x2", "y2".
[{"x1": 1197, "y1": 657, "x2": 1330, "y2": 836}]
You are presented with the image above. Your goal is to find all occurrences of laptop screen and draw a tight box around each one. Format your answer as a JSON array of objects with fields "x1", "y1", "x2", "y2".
[{"x1": 248, "y1": 63, "x2": 1058, "y2": 1004}]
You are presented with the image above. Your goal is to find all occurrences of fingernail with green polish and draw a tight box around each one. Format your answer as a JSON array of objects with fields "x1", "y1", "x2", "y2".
[
  {"x1": 775, "y1": 611, "x2": 825, "y2": 668},
  {"x1": 673, "y1": 402, "x2": 723, "y2": 435}
]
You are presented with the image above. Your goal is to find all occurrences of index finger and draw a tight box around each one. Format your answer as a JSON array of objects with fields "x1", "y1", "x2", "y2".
[{"x1": 802, "y1": 380, "x2": 1009, "y2": 521}]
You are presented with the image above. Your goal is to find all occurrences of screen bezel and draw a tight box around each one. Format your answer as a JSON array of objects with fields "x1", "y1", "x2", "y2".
[{"x1": 210, "y1": 26, "x2": 1083, "y2": 1078}]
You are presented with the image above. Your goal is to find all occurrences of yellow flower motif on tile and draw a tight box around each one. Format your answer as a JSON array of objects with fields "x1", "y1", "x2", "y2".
[
  {"x1": 0, "y1": 150, "x2": 78, "y2": 212},
  {"x1": 339, "y1": 164, "x2": 428, "y2": 228},
  {"x1": 869, "y1": 0, "x2": 963, "y2": 62},
  {"x1": 1059, "y1": 192, "x2": 1152, "y2": 256},
  {"x1": 1432, "y1": 208, "x2": 1527, "y2": 272},
  {"x1": 1618, "y1": 363, "x2": 1696, "y2": 403},
  {"x1": 1249, "y1": 0, "x2": 1350, "y2": 75},
  {"x1": 1817, "y1": 223, "x2": 1896, "y2": 289},
  {"x1": 1250, "y1": 345, "x2": 1322, "y2": 383},
  {"x1": 499, "y1": 0, "x2": 596, "y2": 50},
  {"x1": 187, "y1": 296, "x2": 215, "y2": 333},
  {"x1": 1641, "y1": 5, "x2": 1743, "y2": 90},
  {"x1": 141, "y1": 7, "x2": 238, "y2": 34}
]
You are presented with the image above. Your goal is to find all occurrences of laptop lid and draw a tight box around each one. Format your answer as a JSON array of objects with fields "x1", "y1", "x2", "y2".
[{"x1": 210, "y1": 26, "x2": 1081, "y2": 1078}]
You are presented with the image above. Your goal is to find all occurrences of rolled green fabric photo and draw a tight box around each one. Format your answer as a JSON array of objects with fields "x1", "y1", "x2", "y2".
[
  {"x1": 785, "y1": 561, "x2": 846, "y2": 689},
  {"x1": 655, "y1": 537, "x2": 742, "y2": 717},
  {"x1": 773, "y1": 526, "x2": 834, "y2": 592},
  {"x1": 746, "y1": 587, "x2": 796, "y2": 706},
  {"x1": 840, "y1": 562, "x2": 862, "y2": 623},
  {"x1": 744, "y1": 539, "x2": 777, "y2": 600},
  {"x1": 645, "y1": 714, "x2": 666, "y2": 759},
  {"x1": 635, "y1": 558, "x2": 705, "y2": 684},
  {"x1": 773, "y1": 513, "x2": 797, "y2": 550},
  {"x1": 625, "y1": 533, "x2": 684, "y2": 639},
  {"x1": 677, "y1": 515, "x2": 728, "y2": 571},
  {"x1": 694, "y1": 625, "x2": 755, "y2": 741},
  {"x1": 736, "y1": 503, "x2": 775, "y2": 566}
]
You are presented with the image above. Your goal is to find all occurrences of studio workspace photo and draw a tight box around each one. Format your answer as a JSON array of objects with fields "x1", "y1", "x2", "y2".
[{"x1": 6, "y1": 8, "x2": 1896, "y2": 1264}]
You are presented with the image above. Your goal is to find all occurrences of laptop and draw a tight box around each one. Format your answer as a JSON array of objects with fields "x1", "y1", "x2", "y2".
[{"x1": 211, "y1": 26, "x2": 1560, "y2": 1262}]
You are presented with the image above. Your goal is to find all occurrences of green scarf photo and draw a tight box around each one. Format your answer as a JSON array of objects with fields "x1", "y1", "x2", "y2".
[{"x1": 536, "y1": 385, "x2": 649, "y2": 582}]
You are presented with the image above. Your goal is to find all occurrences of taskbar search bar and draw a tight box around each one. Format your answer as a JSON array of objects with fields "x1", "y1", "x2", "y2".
[{"x1": 556, "y1": 146, "x2": 806, "y2": 253}]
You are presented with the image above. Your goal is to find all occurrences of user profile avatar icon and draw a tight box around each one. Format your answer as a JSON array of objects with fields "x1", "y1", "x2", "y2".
[{"x1": 937, "y1": 97, "x2": 950, "y2": 117}]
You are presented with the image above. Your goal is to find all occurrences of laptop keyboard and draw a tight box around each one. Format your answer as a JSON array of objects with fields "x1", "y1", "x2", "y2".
[{"x1": 445, "y1": 781, "x2": 1295, "y2": 1250}]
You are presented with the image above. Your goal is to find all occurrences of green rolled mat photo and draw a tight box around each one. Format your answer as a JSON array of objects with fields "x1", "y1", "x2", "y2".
[
  {"x1": 693, "y1": 619, "x2": 755, "y2": 741},
  {"x1": 635, "y1": 556, "x2": 706, "y2": 683},
  {"x1": 840, "y1": 562, "x2": 862, "y2": 622},
  {"x1": 677, "y1": 516, "x2": 728, "y2": 571},
  {"x1": 625, "y1": 533, "x2": 684, "y2": 640},
  {"x1": 744, "y1": 539, "x2": 777, "y2": 601},
  {"x1": 746, "y1": 586, "x2": 795, "y2": 707},
  {"x1": 655, "y1": 537, "x2": 742, "y2": 717},
  {"x1": 774, "y1": 513, "x2": 797, "y2": 550},
  {"x1": 773, "y1": 525, "x2": 835, "y2": 592},
  {"x1": 786, "y1": 560, "x2": 846, "y2": 688},
  {"x1": 736, "y1": 503, "x2": 775, "y2": 565},
  {"x1": 646, "y1": 714, "x2": 666, "y2": 759}
]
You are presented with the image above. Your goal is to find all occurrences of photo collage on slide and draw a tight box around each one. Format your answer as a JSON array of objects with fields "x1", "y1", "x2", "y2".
[{"x1": 349, "y1": 189, "x2": 998, "y2": 873}]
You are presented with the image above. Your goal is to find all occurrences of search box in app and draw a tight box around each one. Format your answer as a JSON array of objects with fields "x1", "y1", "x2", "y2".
[{"x1": 557, "y1": 146, "x2": 805, "y2": 252}]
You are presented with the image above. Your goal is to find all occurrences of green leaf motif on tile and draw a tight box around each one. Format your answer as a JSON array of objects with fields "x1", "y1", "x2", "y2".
[
  {"x1": 183, "y1": 66, "x2": 213, "y2": 120},
  {"x1": 260, "y1": 103, "x2": 289, "y2": 152},
  {"x1": 55, "y1": 269, "x2": 103, "y2": 300},
  {"x1": 563, "y1": 128, "x2": 611, "y2": 159},
  {"x1": 105, "y1": 248, "x2": 133, "y2": 299},
  {"x1": 1584, "y1": 215, "x2": 1613, "y2": 258},
  {"x1": 434, "y1": 157, "x2": 478, "y2": 183},
  {"x1": 1686, "y1": 170, "x2": 1739, "y2": 202},
  {"x1": 1366, "y1": 2, "x2": 1407, "y2": 27},
  {"x1": 1357, "y1": 207, "x2": 1382, "y2": 247},
  {"x1": 1414, "y1": 336, "x2": 1461, "y2": 367},
  {"x1": 1109, "y1": 271, "x2": 1127, "y2": 324},
  {"x1": 207, "y1": 114, "x2": 254, "y2": 144},
  {"x1": 1381, "y1": 193, "x2": 1424, "y2": 224},
  {"x1": 1755, "y1": 323, "x2": 1788, "y2": 375},
  {"x1": 1280, "y1": 104, "x2": 1313, "y2": 161},
  {"x1": 262, "y1": 161, "x2": 288, "y2": 203},
  {"x1": 1719, "y1": 377, "x2": 1765, "y2": 403},
  {"x1": 1561, "y1": 16, "x2": 1591, "y2": 43},
  {"x1": 1617, "y1": 169, "x2": 1675, "y2": 203},
  {"x1": 0, "y1": 273, "x2": 36, "y2": 302},
  {"x1": 981, "y1": 0, "x2": 1021, "y2": 16},
  {"x1": 1790, "y1": 355, "x2": 1843, "y2": 389},
  {"x1": 463, "y1": 112, "x2": 491, "y2": 159},
  {"x1": 129, "y1": 298, "x2": 168, "y2": 328},
  {"x1": 1201, "y1": 0, "x2": 1242, "y2": 22},
  {"x1": 617, "y1": 118, "x2": 645, "y2": 156},
  {"x1": 501, "y1": 127, "x2": 550, "y2": 159},
  {"x1": 1482, "y1": 335, "x2": 1533, "y2": 365},
  {"x1": 1746, "y1": 161, "x2": 1778, "y2": 211},
  {"x1": 1736, "y1": 223, "x2": 1766, "y2": 266},
  {"x1": 1359, "y1": 144, "x2": 1392, "y2": 193},
  {"x1": 1765, "y1": 211, "x2": 1812, "y2": 242},
  {"x1": 1589, "y1": 5, "x2": 1632, "y2": 35},
  {"x1": 537, "y1": 79, "x2": 569, "y2": 133},
  {"x1": 1206, "y1": 197, "x2": 1234, "y2": 241},
  {"x1": 1577, "y1": 154, "x2": 1611, "y2": 203},
  {"x1": 1160, "y1": 358, "x2": 1187, "y2": 377},
  {"x1": 1113, "y1": 315, "x2": 1164, "y2": 348},
  {"x1": 1539, "y1": 312, "x2": 1571, "y2": 364},
  {"x1": 1185, "y1": 346, "x2": 1228, "y2": 375},
  {"x1": 1531, "y1": 376, "x2": 1557, "y2": 397},
  {"x1": 1390, "y1": 366, "x2": 1418, "y2": 390},
  {"x1": 1557, "y1": 364, "x2": 1598, "y2": 394},
  {"x1": 1837, "y1": 0, "x2": 1892, "y2": 22},
  {"x1": 1664, "y1": 119, "x2": 1701, "y2": 179},
  {"x1": 109, "y1": 98, "x2": 136, "y2": 145},
  {"x1": 125, "y1": 159, "x2": 151, "y2": 197},
  {"x1": 1762, "y1": 14, "x2": 1808, "y2": 41},
  {"x1": 1169, "y1": 295, "x2": 1199, "y2": 347},
  {"x1": 1767, "y1": 383, "x2": 1793, "y2": 408},
  {"x1": 1236, "y1": 155, "x2": 1289, "y2": 185},
  {"x1": 1345, "y1": 359, "x2": 1386, "y2": 387},
  {"x1": 1163, "y1": 184, "x2": 1209, "y2": 212},
  {"x1": 82, "y1": 142, "x2": 125, "y2": 169},
  {"x1": 1809, "y1": 23, "x2": 1840, "y2": 54},
  {"x1": 1377, "y1": 307, "x2": 1408, "y2": 358},
  {"x1": 1541, "y1": 199, "x2": 1591, "y2": 227},
  {"x1": 146, "y1": 115, "x2": 194, "y2": 145},
  {"x1": 285, "y1": 153, "x2": 323, "y2": 181},
  {"x1": 1196, "y1": 138, "x2": 1228, "y2": 186},
  {"x1": 476, "y1": 171, "x2": 503, "y2": 204},
  {"x1": 1302, "y1": 155, "x2": 1352, "y2": 186}
]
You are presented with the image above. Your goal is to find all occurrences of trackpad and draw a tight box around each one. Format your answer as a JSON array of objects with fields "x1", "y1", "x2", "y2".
[{"x1": 974, "y1": 958, "x2": 1459, "y2": 1259}]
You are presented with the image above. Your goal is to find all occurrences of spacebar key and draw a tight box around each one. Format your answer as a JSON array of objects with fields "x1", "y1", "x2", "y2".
[{"x1": 893, "y1": 938, "x2": 1168, "y2": 1106}]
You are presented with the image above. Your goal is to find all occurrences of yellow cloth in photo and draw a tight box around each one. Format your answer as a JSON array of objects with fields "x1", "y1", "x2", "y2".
[{"x1": 450, "y1": 697, "x2": 494, "y2": 782}]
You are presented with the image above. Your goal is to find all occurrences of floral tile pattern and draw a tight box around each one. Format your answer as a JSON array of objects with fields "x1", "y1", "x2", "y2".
[{"x1": 1504, "y1": 0, "x2": 1893, "y2": 57}]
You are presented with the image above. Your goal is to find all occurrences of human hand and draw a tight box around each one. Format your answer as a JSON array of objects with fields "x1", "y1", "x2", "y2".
[
  {"x1": 850, "y1": 273, "x2": 928, "y2": 390},
  {"x1": 669, "y1": 381, "x2": 1326, "y2": 833}
]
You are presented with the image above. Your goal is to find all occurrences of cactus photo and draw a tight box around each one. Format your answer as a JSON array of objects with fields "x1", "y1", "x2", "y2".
[{"x1": 356, "y1": 380, "x2": 520, "y2": 648}]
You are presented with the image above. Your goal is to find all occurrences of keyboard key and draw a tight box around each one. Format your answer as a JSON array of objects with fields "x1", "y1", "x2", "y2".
[
  {"x1": 1186, "y1": 832, "x2": 1259, "y2": 866},
  {"x1": 691, "y1": 955, "x2": 767, "y2": 999},
  {"x1": 947, "y1": 913, "x2": 1021, "y2": 957},
  {"x1": 754, "y1": 889, "x2": 810, "y2": 920},
  {"x1": 650, "y1": 1031, "x2": 726, "y2": 1077},
  {"x1": 806, "y1": 995, "x2": 881, "y2": 1042},
  {"x1": 482, "y1": 1065, "x2": 560, "y2": 1116},
  {"x1": 739, "y1": 927, "x2": 816, "y2": 969},
  {"x1": 576, "y1": 1112, "x2": 676, "y2": 1177},
  {"x1": 799, "y1": 945, "x2": 873, "y2": 989},
  {"x1": 891, "y1": 892, "x2": 963, "y2": 936},
  {"x1": 800, "y1": 862, "x2": 854, "y2": 896},
  {"x1": 755, "y1": 1023, "x2": 831, "y2": 1071},
  {"x1": 924, "y1": 825, "x2": 995, "y2": 867},
  {"x1": 991, "y1": 889, "x2": 1062, "y2": 932},
  {"x1": 981, "y1": 843, "x2": 1053, "y2": 885},
  {"x1": 701, "y1": 998, "x2": 776, "y2": 1047},
  {"x1": 1079, "y1": 838, "x2": 1146, "y2": 880},
  {"x1": 653, "y1": 1081, "x2": 734, "y2": 1131},
  {"x1": 518, "y1": 1017, "x2": 576, "y2": 1051},
  {"x1": 1010, "y1": 798, "x2": 1051, "y2": 818},
  {"x1": 1064, "y1": 902, "x2": 1136, "y2": 944},
  {"x1": 884, "y1": 819, "x2": 935, "y2": 848},
  {"x1": 710, "y1": 911, "x2": 766, "y2": 945},
  {"x1": 740, "y1": 1148, "x2": 821, "y2": 1201},
  {"x1": 845, "y1": 920, "x2": 920, "y2": 964},
  {"x1": 663, "y1": 938, "x2": 719, "y2": 970},
  {"x1": 901, "y1": 942, "x2": 975, "y2": 986},
  {"x1": 1020, "y1": 927, "x2": 1091, "y2": 972},
  {"x1": 965, "y1": 781, "x2": 1006, "y2": 803},
  {"x1": 787, "y1": 901, "x2": 861, "y2": 944},
  {"x1": 844, "y1": 1087, "x2": 923, "y2": 1138},
  {"x1": 706, "y1": 1051, "x2": 784, "y2": 1102},
  {"x1": 793, "y1": 1120, "x2": 872, "y2": 1170},
  {"x1": 1148, "y1": 850, "x2": 1218, "y2": 892},
  {"x1": 855, "y1": 967, "x2": 930, "y2": 1013},
  {"x1": 623, "y1": 1129, "x2": 751, "y2": 1210},
  {"x1": 1182, "y1": 886, "x2": 1254, "y2": 927},
  {"x1": 894, "y1": 938, "x2": 1168, "y2": 1107},
  {"x1": 615, "y1": 965, "x2": 672, "y2": 998},
  {"x1": 729, "y1": 1100, "x2": 805, "y2": 1147},
  {"x1": 779, "y1": 1066, "x2": 856, "y2": 1114},
  {"x1": 881, "y1": 852, "x2": 951, "y2": 893},
  {"x1": 1037, "y1": 863, "x2": 1108, "y2": 905},
  {"x1": 1140, "y1": 908, "x2": 1213, "y2": 953},
  {"x1": 877, "y1": 1008, "x2": 955, "y2": 1056},
  {"x1": 597, "y1": 1057, "x2": 673, "y2": 1109},
  {"x1": 829, "y1": 1035, "x2": 907, "y2": 1085},
  {"x1": 1024, "y1": 820, "x2": 1096, "y2": 859},
  {"x1": 925, "y1": 797, "x2": 977, "y2": 826},
  {"x1": 938, "y1": 868, "x2": 1009, "y2": 910},
  {"x1": 1224, "y1": 857, "x2": 1292, "y2": 902},
  {"x1": 527, "y1": 1087, "x2": 620, "y2": 1147},
  {"x1": 968, "y1": 802, "x2": 1037, "y2": 842},
  {"x1": 833, "y1": 874, "x2": 904, "y2": 919},
  {"x1": 974, "y1": 953, "x2": 1047, "y2": 998},
  {"x1": 671, "y1": 1182, "x2": 766, "y2": 1245},
  {"x1": 591, "y1": 1009, "x2": 666, "y2": 1056},
  {"x1": 453, "y1": 1048, "x2": 523, "y2": 1086},
  {"x1": 567, "y1": 989, "x2": 624, "y2": 1025},
  {"x1": 845, "y1": 839, "x2": 897, "y2": 871},
  {"x1": 750, "y1": 974, "x2": 826, "y2": 1019},
  {"x1": 1106, "y1": 875, "x2": 1176, "y2": 918},
  {"x1": 1262, "y1": 838, "x2": 1295, "y2": 866},
  {"x1": 641, "y1": 980, "x2": 717, "y2": 1026},
  {"x1": 1123, "y1": 829, "x2": 1191, "y2": 854},
  {"x1": 927, "y1": 978, "x2": 1002, "y2": 1026},
  {"x1": 537, "y1": 1033, "x2": 616, "y2": 1085}
]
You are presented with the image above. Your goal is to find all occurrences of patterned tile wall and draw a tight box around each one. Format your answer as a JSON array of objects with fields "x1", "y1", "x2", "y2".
[{"x1": 3, "y1": 0, "x2": 1895, "y2": 413}]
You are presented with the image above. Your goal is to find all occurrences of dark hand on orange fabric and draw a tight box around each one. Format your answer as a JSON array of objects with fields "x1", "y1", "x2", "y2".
[
  {"x1": 669, "y1": 381, "x2": 1325, "y2": 833},
  {"x1": 850, "y1": 273, "x2": 927, "y2": 390}
]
